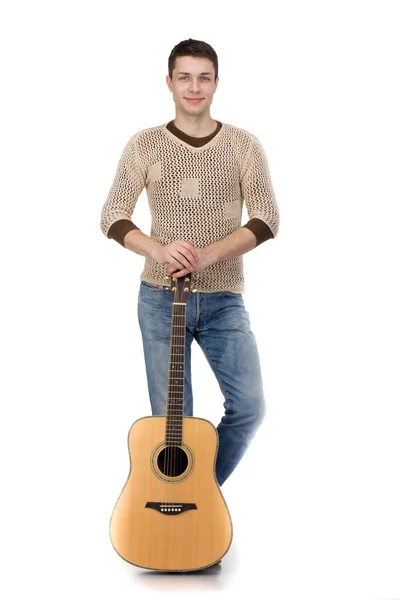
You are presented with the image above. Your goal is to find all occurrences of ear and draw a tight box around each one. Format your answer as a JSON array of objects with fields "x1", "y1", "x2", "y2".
[{"x1": 166, "y1": 75, "x2": 172, "y2": 92}]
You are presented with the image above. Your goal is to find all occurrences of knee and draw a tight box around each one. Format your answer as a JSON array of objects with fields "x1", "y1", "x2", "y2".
[
  {"x1": 253, "y1": 396, "x2": 266, "y2": 428},
  {"x1": 225, "y1": 394, "x2": 266, "y2": 430}
]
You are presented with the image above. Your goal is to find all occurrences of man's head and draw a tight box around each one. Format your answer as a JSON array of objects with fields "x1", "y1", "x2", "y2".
[
  {"x1": 166, "y1": 38, "x2": 219, "y2": 118},
  {"x1": 168, "y1": 38, "x2": 218, "y2": 81}
]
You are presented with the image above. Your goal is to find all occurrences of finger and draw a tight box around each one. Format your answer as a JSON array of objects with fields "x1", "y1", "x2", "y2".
[
  {"x1": 166, "y1": 262, "x2": 175, "y2": 275},
  {"x1": 174, "y1": 241, "x2": 199, "y2": 265},
  {"x1": 166, "y1": 263, "x2": 188, "y2": 277},
  {"x1": 166, "y1": 261, "x2": 189, "y2": 278},
  {"x1": 171, "y1": 268, "x2": 190, "y2": 278},
  {"x1": 167, "y1": 255, "x2": 188, "y2": 272},
  {"x1": 173, "y1": 248, "x2": 198, "y2": 270},
  {"x1": 167, "y1": 253, "x2": 192, "y2": 271}
]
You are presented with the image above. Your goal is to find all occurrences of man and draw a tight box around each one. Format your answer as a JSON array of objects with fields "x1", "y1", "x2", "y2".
[{"x1": 100, "y1": 38, "x2": 279, "y2": 487}]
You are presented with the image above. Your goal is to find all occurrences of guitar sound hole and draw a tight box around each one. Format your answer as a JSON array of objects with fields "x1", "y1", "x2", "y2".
[{"x1": 157, "y1": 446, "x2": 188, "y2": 477}]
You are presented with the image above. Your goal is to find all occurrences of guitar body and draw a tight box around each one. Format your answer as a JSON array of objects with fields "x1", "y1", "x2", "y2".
[{"x1": 110, "y1": 415, "x2": 233, "y2": 571}]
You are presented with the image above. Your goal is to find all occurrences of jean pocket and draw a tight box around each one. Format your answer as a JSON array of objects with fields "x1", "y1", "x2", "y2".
[
  {"x1": 140, "y1": 280, "x2": 168, "y2": 292},
  {"x1": 223, "y1": 291, "x2": 242, "y2": 297}
]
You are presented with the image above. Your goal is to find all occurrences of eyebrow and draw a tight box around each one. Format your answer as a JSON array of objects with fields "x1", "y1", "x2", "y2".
[{"x1": 176, "y1": 72, "x2": 213, "y2": 75}]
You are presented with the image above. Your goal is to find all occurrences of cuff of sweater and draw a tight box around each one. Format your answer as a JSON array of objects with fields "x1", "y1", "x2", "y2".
[
  {"x1": 243, "y1": 218, "x2": 274, "y2": 246},
  {"x1": 107, "y1": 220, "x2": 140, "y2": 247}
]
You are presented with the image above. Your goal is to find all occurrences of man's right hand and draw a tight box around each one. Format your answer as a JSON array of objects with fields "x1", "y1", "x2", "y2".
[{"x1": 153, "y1": 240, "x2": 199, "y2": 275}]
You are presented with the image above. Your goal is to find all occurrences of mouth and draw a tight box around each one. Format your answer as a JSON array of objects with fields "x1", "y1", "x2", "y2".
[{"x1": 185, "y1": 98, "x2": 204, "y2": 103}]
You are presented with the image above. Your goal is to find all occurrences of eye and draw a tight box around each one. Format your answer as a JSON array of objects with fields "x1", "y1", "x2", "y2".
[{"x1": 178, "y1": 76, "x2": 210, "y2": 81}]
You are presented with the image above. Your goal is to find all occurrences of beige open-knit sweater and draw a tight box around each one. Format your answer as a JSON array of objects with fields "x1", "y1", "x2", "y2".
[{"x1": 100, "y1": 121, "x2": 279, "y2": 293}]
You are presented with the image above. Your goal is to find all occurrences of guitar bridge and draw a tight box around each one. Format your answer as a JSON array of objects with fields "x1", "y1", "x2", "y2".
[{"x1": 145, "y1": 502, "x2": 197, "y2": 515}]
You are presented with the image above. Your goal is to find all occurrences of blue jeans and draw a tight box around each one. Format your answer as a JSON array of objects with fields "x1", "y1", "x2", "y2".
[{"x1": 137, "y1": 280, "x2": 266, "y2": 486}]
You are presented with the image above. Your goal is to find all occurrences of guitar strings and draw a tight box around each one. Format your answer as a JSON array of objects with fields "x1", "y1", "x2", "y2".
[
  {"x1": 159, "y1": 275, "x2": 191, "y2": 513},
  {"x1": 164, "y1": 276, "x2": 189, "y2": 510}
]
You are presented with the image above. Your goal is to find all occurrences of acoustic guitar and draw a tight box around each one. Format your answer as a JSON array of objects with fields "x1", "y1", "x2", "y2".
[{"x1": 109, "y1": 273, "x2": 233, "y2": 571}]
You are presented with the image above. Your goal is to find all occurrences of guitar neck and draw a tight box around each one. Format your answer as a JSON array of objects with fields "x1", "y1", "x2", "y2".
[{"x1": 165, "y1": 300, "x2": 187, "y2": 445}]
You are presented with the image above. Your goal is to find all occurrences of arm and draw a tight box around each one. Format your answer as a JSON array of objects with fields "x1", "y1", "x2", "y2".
[
  {"x1": 100, "y1": 135, "x2": 146, "y2": 239},
  {"x1": 240, "y1": 134, "x2": 280, "y2": 238},
  {"x1": 124, "y1": 229, "x2": 199, "y2": 273},
  {"x1": 101, "y1": 136, "x2": 198, "y2": 273},
  {"x1": 166, "y1": 226, "x2": 257, "y2": 278},
  {"x1": 168, "y1": 135, "x2": 280, "y2": 279}
]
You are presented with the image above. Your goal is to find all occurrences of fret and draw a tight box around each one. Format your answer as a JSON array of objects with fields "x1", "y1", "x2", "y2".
[{"x1": 163, "y1": 278, "x2": 191, "y2": 443}]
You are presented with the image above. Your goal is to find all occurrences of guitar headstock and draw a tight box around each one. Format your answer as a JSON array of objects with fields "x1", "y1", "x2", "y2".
[{"x1": 163, "y1": 273, "x2": 198, "y2": 303}]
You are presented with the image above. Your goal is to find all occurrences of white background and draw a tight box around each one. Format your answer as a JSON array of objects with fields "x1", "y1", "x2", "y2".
[{"x1": 1, "y1": 1, "x2": 399, "y2": 599}]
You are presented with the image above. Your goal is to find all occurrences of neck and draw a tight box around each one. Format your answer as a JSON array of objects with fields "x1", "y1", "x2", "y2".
[{"x1": 173, "y1": 113, "x2": 217, "y2": 138}]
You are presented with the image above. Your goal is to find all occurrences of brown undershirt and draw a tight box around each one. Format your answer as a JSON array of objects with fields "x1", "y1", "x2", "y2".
[{"x1": 108, "y1": 120, "x2": 274, "y2": 247}]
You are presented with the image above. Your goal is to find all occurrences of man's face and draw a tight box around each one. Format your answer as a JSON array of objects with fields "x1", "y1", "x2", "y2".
[{"x1": 166, "y1": 55, "x2": 218, "y2": 117}]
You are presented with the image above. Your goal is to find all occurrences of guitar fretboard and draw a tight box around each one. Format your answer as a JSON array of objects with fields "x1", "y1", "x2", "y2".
[{"x1": 165, "y1": 303, "x2": 186, "y2": 445}]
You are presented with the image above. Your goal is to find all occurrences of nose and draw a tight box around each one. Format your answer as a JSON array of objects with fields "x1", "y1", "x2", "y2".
[{"x1": 189, "y1": 79, "x2": 201, "y2": 93}]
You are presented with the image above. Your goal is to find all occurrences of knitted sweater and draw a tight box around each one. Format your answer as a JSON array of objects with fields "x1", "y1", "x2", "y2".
[{"x1": 100, "y1": 120, "x2": 279, "y2": 293}]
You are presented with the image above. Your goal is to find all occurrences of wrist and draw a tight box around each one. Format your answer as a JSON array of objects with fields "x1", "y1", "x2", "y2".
[
  {"x1": 202, "y1": 243, "x2": 218, "y2": 265},
  {"x1": 149, "y1": 241, "x2": 164, "y2": 263},
  {"x1": 123, "y1": 229, "x2": 164, "y2": 261}
]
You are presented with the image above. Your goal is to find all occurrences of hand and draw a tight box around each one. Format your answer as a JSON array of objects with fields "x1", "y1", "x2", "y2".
[
  {"x1": 166, "y1": 246, "x2": 214, "y2": 278},
  {"x1": 153, "y1": 240, "x2": 199, "y2": 277}
]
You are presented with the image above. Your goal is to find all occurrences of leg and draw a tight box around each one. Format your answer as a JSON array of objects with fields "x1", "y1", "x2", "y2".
[
  {"x1": 195, "y1": 292, "x2": 266, "y2": 486},
  {"x1": 137, "y1": 281, "x2": 194, "y2": 416}
]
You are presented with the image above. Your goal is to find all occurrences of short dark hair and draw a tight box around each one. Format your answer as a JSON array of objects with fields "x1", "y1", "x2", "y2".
[{"x1": 168, "y1": 38, "x2": 218, "y2": 81}]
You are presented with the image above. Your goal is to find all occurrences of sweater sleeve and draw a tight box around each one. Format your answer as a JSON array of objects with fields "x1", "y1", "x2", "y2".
[
  {"x1": 242, "y1": 218, "x2": 274, "y2": 246},
  {"x1": 100, "y1": 135, "x2": 147, "y2": 240},
  {"x1": 240, "y1": 135, "x2": 280, "y2": 239}
]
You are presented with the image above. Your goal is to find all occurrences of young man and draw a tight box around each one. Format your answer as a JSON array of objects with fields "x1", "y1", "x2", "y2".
[{"x1": 100, "y1": 38, "x2": 279, "y2": 487}]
